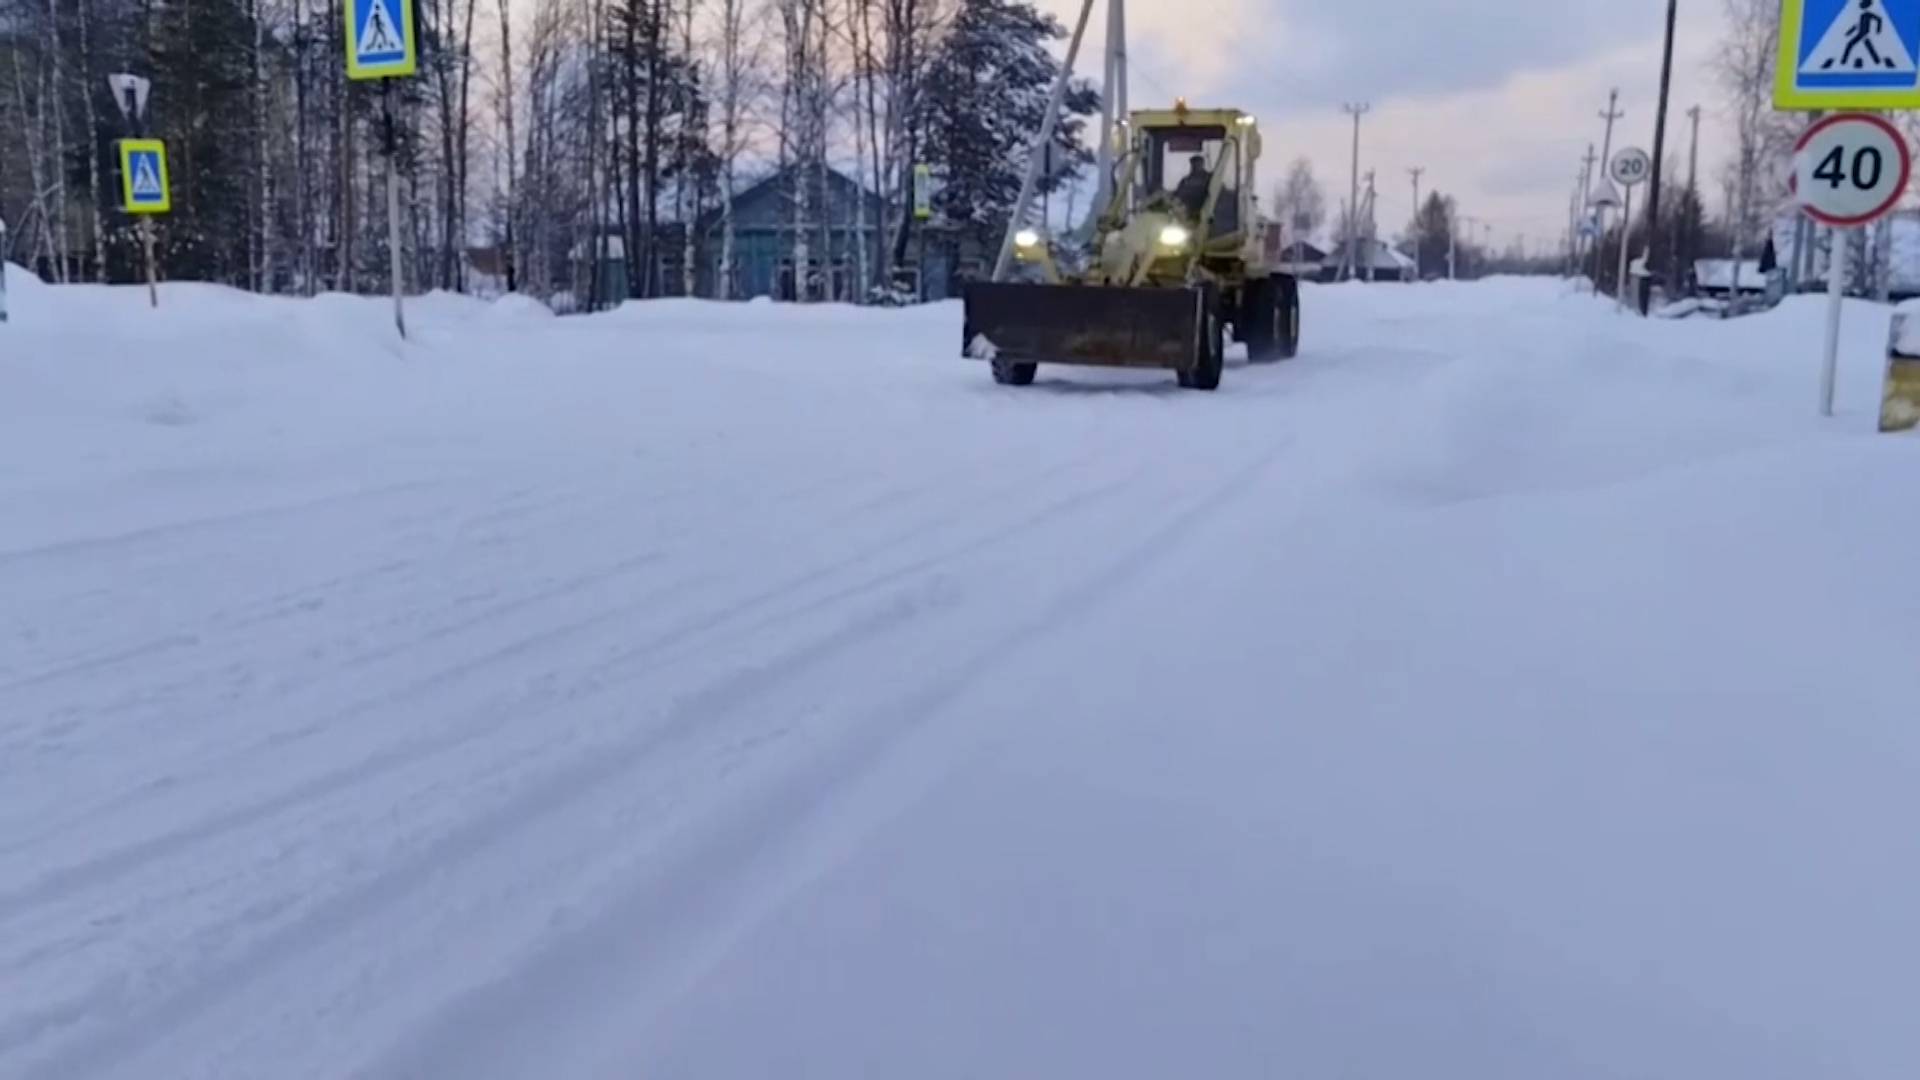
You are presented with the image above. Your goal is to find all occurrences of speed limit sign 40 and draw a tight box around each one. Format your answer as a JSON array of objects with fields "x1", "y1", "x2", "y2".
[{"x1": 1792, "y1": 113, "x2": 1912, "y2": 228}]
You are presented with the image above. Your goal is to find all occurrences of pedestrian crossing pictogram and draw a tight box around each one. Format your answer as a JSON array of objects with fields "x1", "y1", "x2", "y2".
[
  {"x1": 130, "y1": 156, "x2": 162, "y2": 199},
  {"x1": 1803, "y1": 0, "x2": 1916, "y2": 74},
  {"x1": 1777, "y1": 0, "x2": 1920, "y2": 107}
]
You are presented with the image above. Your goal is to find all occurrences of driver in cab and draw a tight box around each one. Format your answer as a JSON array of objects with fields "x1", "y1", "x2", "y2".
[{"x1": 1174, "y1": 154, "x2": 1211, "y2": 220}]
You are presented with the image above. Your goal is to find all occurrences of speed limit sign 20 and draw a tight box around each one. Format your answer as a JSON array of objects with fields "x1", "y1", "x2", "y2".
[
  {"x1": 1792, "y1": 113, "x2": 1912, "y2": 228},
  {"x1": 1610, "y1": 147, "x2": 1651, "y2": 188}
]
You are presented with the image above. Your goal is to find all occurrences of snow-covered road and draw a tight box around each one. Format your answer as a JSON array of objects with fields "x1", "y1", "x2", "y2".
[{"x1": 4, "y1": 278, "x2": 1918, "y2": 1078}]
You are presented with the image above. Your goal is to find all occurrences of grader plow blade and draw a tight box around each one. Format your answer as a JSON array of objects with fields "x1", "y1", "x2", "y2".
[{"x1": 962, "y1": 283, "x2": 1206, "y2": 371}]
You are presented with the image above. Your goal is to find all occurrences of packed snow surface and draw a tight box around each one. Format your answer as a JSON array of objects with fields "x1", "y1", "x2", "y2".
[{"x1": 3, "y1": 273, "x2": 1918, "y2": 1078}]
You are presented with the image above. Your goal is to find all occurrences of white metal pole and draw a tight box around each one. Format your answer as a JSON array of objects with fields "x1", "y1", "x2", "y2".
[
  {"x1": 992, "y1": 0, "x2": 1095, "y2": 282},
  {"x1": 387, "y1": 158, "x2": 406, "y2": 337},
  {"x1": 0, "y1": 216, "x2": 8, "y2": 323},
  {"x1": 1616, "y1": 184, "x2": 1633, "y2": 312},
  {"x1": 1822, "y1": 226, "x2": 1846, "y2": 417},
  {"x1": 142, "y1": 218, "x2": 159, "y2": 308},
  {"x1": 1343, "y1": 104, "x2": 1368, "y2": 281}
]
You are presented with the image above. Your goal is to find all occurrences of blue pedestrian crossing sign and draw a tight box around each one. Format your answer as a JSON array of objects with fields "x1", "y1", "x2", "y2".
[
  {"x1": 118, "y1": 139, "x2": 170, "y2": 214},
  {"x1": 1776, "y1": 0, "x2": 1920, "y2": 108},
  {"x1": 344, "y1": 0, "x2": 417, "y2": 81}
]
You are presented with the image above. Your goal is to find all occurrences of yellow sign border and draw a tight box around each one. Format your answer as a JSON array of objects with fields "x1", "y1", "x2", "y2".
[
  {"x1": 344, "y1": 0, "x2": 418, "y2": 81},
  {"x1": 1775, "y1": 0, "x2": 1920, "y2": 109},
  {"x1": 118, "y1": 139, "x2": 171, "y2": 215}
]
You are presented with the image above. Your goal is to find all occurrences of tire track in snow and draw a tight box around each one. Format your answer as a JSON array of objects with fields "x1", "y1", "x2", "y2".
[
  {"x1": 360, "y1": 430, "x2": 1300, "y2": 1080},
  {"x1": 0, "y1": 443, "x2": 1151, "y2": 1069},
  {"x1": 3, "y1": 442, "x2": 1168, "y2": 1078},
  {"x1": 0, "y1": 437, "x2": 1071, "y2": 842},
  {"x1": 0, "y1": 447, "x2": 1095, "y2": 893},
  {"x1": 0, "y1": 478, "x2": 443, "y2": 566}
]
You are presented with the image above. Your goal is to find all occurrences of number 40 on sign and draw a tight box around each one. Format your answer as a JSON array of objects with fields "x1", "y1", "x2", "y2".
[
  {"x1": 1791, "y1": 112, "x2": 1913, "y2": 417},
  {"x1": 1794, "y1": 112, "x2": 1908, "y2": 226}
]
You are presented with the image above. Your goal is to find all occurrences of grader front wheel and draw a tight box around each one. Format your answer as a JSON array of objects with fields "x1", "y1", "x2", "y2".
[
  {"x1": 1181, "y1": 294, "x2": 1225, "y2": 391},
  {"x1": 991, "y1": 358, "x2": 1038, "y2": 385}
]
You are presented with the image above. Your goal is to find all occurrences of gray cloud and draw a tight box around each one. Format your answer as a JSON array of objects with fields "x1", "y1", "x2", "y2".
[{"x1": 1267, "y1": 0, "x2": 1656, "y2": 106}]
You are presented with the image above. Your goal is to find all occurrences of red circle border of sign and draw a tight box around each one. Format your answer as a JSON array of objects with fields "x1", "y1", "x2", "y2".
[{"x1": 1793, "y1": 112, "x2": 1913, "y2": 228}]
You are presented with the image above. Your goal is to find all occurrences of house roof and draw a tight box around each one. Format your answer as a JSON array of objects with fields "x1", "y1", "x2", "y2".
[{"x1": 698, "y1": 164, "x2": 881, "y2": 233}]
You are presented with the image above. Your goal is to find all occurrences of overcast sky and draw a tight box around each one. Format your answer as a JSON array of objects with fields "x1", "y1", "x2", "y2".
[{"x1": 1038, "y1": 0, "x2": 1738, "y2": 252}]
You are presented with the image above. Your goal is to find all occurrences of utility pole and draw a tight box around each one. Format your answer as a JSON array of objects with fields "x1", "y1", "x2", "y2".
[
  {"x1": 1408, "y1": 166, "x2": 1425, "y2": 279},
  {"x1": 1362, "y1": 169, "x2": 1378, "y2": 281},
  {"x1": 992, "y1": 0, "x2": 1096, "y2": 280},
  {"x1": 1597, "y1": 89, "x2": 1624, "y2": 191},
  {"x1": 1593, "y1": 88, "x2": 1624, "y2": 288},
  {"x1": 1447, "y1": 201, "x2": 1458, "y2": 280},
  {"x1": 1091, "y1": 0, "x2": 1128, "y2": 230},
  {"x1": 1686, "y1": 105, "x2": 1702, "y2": 193},
  {"x1": 1640, "y1": 0, "x2": 1677, "y2": 314},
  {"x1": 1568, "y1": 183, "x2": 1580, "y2": 274},
  {"x1": 1342, "y1": 102, "x2": 1369, "y2": 281},
  {"x1": 1460, "y1": 214, "x2": 1479, "y2": 278},
  {"x1": 1576, "y1": 143, "x2": 1598, "y2": 281}
]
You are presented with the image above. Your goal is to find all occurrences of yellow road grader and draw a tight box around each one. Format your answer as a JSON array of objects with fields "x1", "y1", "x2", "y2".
[{"x1": 963, "y1": 104, "x2": 1301, "y2": 391}]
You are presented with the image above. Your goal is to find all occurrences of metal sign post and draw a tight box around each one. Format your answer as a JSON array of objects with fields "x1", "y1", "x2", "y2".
[
  {"x1": 1823, "y1": 232, "x2": 1848, "y2": 414},
  {"x1": 117, "y1": 138, "x2": 170, "y2": 308},
  {"x1": 1791, "y1": 112, "x2": 1912, "y2": 416},
  {"x1": 345, "y1": 0, "x2": 419, "y2": 338},
  {"x1": 381, "y1": 82, "x2": 406, "y2": 339},
  {"x1": 108, "y1": 74, "x2": 164, "y2": 309},
  {"x1": 1609, "y1": 147, "x2": 1651, "y2": 311}
]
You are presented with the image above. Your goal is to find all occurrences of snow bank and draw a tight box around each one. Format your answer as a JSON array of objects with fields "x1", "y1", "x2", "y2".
[
  {"x1": 1892, "y1": 298, "x2": 1920, "y2": 356},
  {"x1": 4, "y1": 275, "x2": 1918, "y2": 1079}
]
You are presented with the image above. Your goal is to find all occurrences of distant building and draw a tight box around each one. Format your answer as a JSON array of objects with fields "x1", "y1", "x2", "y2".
[
  {"x1": 1269, "y1": 235, "x2": 1328, "y2": 278},
  {"x1": 1691, "y1": 259, "x2": 1774, "y2": 300},
  {"x1": 565, "y1": 165, "x2": 984, "y2": 306},
  {"x1": 1770, "y1": 209, "x2": 1920, "y2": 300},
  {"x1": 689, "y1": 167, "x2": 884, "y2": 301},
  {"x1": 1302, "y1": 237, "x2": 1415, "y2": 282}
]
